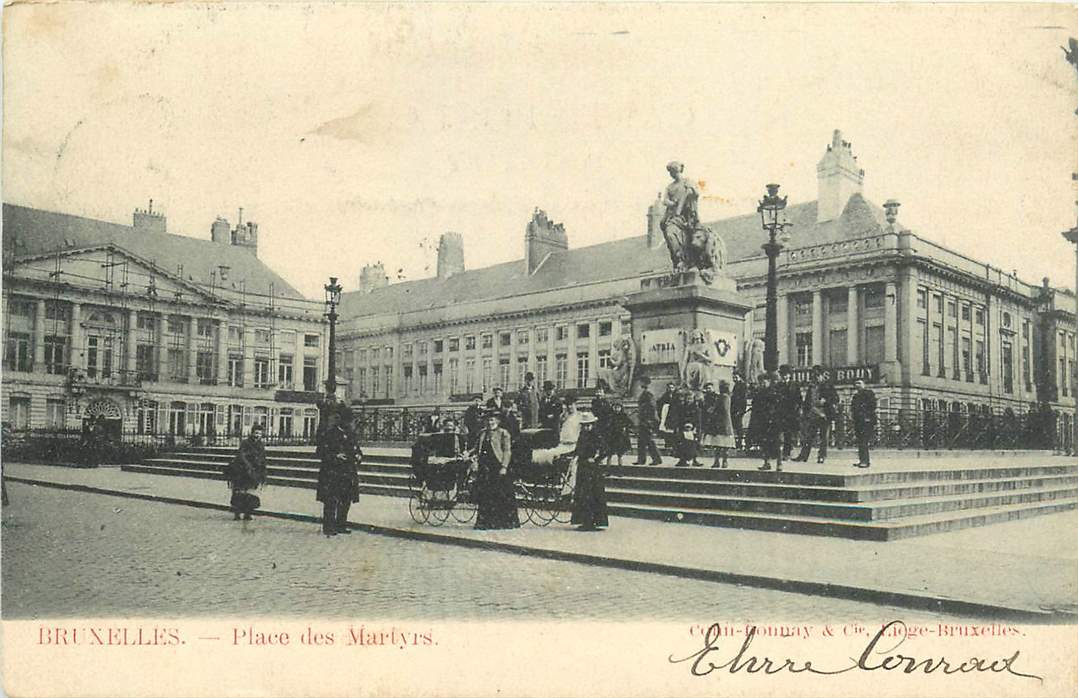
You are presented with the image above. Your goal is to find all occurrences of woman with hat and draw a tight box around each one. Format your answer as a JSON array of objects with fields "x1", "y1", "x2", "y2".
[
  {"x1": 570, "y1": 412, "x2": 609, "y2": 531},
  {"x1": 472, "y1": 411, "x2": 520, "y2": 530}
]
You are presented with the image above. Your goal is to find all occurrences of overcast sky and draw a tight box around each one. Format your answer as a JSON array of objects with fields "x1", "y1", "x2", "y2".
[{"x1": 4, "y1": 3, "x2": 1077, "y2": 297}]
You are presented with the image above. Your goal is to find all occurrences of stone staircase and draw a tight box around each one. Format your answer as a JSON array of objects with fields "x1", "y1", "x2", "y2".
[{"x1": 122, "y1": 447, "x2": 1078, "y2": 541}]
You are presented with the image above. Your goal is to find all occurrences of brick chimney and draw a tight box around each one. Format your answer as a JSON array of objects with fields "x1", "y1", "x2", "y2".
[
  {"x1": 210, "y1": 216, "x2": 231, "y2": 244},
  {"x1": 229, "y1": 208, "x2": 258, "y2": 256},
  {"x1": 437, "y1": 232, "x2": 465, "y2": 279},
  {"x1": 359, "y1": 262, "x2": 389, "y2": 292},
  {"x1": 525, "y1": 208, "x2": 568, "y2": 275},
  {"x1": 816, "y1": 129, "x2": 865, "y2": 223},
  {"x1": 132, "y1": 199, "x2": 166, "y2": 234}
]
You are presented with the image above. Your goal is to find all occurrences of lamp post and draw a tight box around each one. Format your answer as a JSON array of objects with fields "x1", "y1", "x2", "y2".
[
  {"x1": 323, "y1": 276, "x2": 343, "y2": 398},
  {"x1": 757, "y1": 183, "x2": 792, "y2": 373}
]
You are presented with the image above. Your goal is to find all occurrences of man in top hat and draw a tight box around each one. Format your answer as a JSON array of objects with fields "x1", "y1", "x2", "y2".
[
  {"x1": 776, "y1": 365, "x2": 803, "y2": 459},
  {"x1": 518, "y1": 372, "x2": 541, "y2": 429},
  {"x1": 850, "y1": 378, "x2": 878, "y2": 468},
  {"x1": 316, "y1": 403, "x2": 363, "y2": 537},
  {"x1": 634, "y1": 376, "x2": 663, "y2": 465},
  {"x1": 463, "y1": 394, "x2": 484, "y2": 450},
  {"x1": 538, "y1": 380, "x2": 563, "y2": 432}
]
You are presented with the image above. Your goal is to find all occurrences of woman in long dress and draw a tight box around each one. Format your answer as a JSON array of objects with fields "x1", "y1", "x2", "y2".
[
  {"x1": 571, "y1": 414, "x2": 609, "y2": 531},
  {"x1": 707, "y1": 381, "x2": 736, "y2": 468},
  {"x1": 473, "y1": 413, "x2": 520, "y2": 530}
]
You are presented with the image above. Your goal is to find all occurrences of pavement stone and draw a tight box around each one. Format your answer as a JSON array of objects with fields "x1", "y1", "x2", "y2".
[
  {"x1": 3, "y1": 461, "x2": 1077, "y2": 619},
  {"x1": 3, "y1": 481, "x2": 976, "y2": 622}
]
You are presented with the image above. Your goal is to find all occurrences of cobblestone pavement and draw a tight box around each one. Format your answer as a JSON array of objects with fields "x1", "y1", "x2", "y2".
[{"x1": 2, "y1": 482, "x2": 978, "y2": 622}]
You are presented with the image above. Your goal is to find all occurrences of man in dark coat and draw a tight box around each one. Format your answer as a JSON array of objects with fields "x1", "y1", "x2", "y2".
[
  {"x1": 793, "y1": 366, "x2": 839, "y2": 464},
  {"x1": 655, "y1": 382, "x2": 678, "y2": 448},
  {"x1": 634, "y1": 376, "x2": 663, "y2": 465},
  {"x1": 776, "y1": 365, "x2": 803, "y2": 459},
  {"x1": 730, "y1": 373, "x2": 749, "y2": 450},
  {"x1": 486, "y1": 387, "x2": 509, "y2": 415},
  {"x1": 316, "y1": 405, "x2": 362, "y2": 537},
  {"x1": 463, "y1": 395, "x2": 484, "y2": 449},
  {"x1": 570, "y1": 414, "x2": 608, "y2": 531},
  {"x1": 591, "y1": 383, "x2": 613, "y2": 456},
  {"x1": 517, "y1": 372, "x2": 541, "y2": 429},
  {"x1": 226, "y1": 423, "x2": 268, "y2": 520},
  {"x1": 753, "y1": 372, "x2": 783, "y2": 471},
  {"x1": 538, "y1": 380, "x2": 563, "y2": 432},
  {"x1": 850, "y1": 379, "x2": 878, "y2": 468}
]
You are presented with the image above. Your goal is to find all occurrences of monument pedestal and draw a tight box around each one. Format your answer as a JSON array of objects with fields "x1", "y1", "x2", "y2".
[{"x1": 624, "y1": 270, "x2": 753, "y2": 394}]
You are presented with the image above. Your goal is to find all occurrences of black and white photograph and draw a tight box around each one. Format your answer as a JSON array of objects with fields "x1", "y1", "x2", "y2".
[{"x1": 2, "y1": 3, "x2": 1077, "y2": 696}]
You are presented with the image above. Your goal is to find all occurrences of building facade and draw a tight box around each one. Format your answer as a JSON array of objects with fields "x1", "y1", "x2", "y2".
[
  {"x1": 2, "y1": 203, "x2": 328, "y2": 439},
  {"x1": 337, "y1": 130, "x2": 1076, "y2": 434}
]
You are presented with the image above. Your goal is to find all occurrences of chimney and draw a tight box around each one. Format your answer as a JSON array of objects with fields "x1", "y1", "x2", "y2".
[
  {"x1": 436, "y1": 232, "x2": 465, "y2": 279},
  {"x1": 359, "y1": 262, "x2": 389, "y2": 292},
  {"x1": 525, "y1": 208, "x2": 568, "y2": 275},
  {"x1": 210, "y1": 216, "x2": 231, "y2": 244},
  {"x1": 646, "y1": 192, "x2": 665, "y2": 248},
  {"x1": 132, "y1": 199, "x2": 167, "y2": 235},
  {"x1": 231, "y1": 219, "x2": 259, "y2": 257},
  {"x1": 816, "y1": 129, "x2": 865, "y2": 223}
]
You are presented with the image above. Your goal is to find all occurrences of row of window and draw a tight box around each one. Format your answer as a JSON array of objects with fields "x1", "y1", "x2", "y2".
[{"x1": 360, "y1": 320, "x2": 617, "y2": 366}]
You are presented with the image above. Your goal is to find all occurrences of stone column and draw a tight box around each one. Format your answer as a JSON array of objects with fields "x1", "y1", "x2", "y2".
[
  {"x1": 811, "y1": 290, "x2": 823, "y2": 366},
  {"x1": 776, "y1": 293, "x2": 789, "y2": 366},
  {"x1": 157, "y1": 313, "x2": 169, "y2": 381},
  {"x1": 846, "y1": 286, "x2": 859, "y2": 365},
  {"x1": 33, "y1": 299, "x2": 46, "y2": 370},
  {"x1": 885, "y1": 282, "x2": 898, "y2": 362},
  {"x1": 589, "y1": 320, "x2": 599, "y2": 388},
  {"x1": 126, "y1": 309, "x2": 138, "y2": 375},
  {"x1": 217, "y1": 321, "x2": 229, "y2": 385},
  {"x1": 70, "y1": 302, "x2": 83, "y2": 371},
  {"x1": 187, "y1": 316, "x2": 198, "y2": 382}
]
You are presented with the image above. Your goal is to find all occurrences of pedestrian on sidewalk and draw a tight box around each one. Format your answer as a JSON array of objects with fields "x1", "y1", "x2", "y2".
[
  {"x1": 752, "y1": 372, "x2": 783, "y2": 472},
  {"x1": 850, "y1": 379, "x2": 877, "y2": 468},
  {"x1": 518, "y1": 372, "x2": 541, "y2": 429},
  {"x1": 792, "y1": 366, "x2": 838, "y2": 464},
  {"x1": 776, "y1": 365, "x2": 803, "y2": 459},
  {"x1": 634, "y1": 376, "x2": 663, "y2": 465},
  {"x1": 473, "y1": 411, "x2": 520, "y2": 530},
  {"x1": 463, "y1": 395, "x2": 484, "y2": 450},
  {"x1": 705, "y1": 381, "x2": 735, "y2": 468},
  {"x1": 316, "y1": 404, "x2": 362, "y2": 537},
  {"x1": 730, "y1": 374, "x2": 748, "y2": 451},
  {"x1": 571, "y1": 413, "x2": 609, "y2": 531},
  {"x1": 226, "y1": 423, "x2": 267, "y2": 521},
  {"x1": 606, "y1": 401, "x2": 634, "y2": 467}
]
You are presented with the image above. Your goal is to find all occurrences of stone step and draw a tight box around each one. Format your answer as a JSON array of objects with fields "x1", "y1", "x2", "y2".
[{"x1": 607, "y1": 484, "x2": 1078, "y2": 521}]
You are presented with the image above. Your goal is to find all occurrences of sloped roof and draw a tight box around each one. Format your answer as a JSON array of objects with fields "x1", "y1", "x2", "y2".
[
  {"x1": 340, "y1": 193, "x2": 902, "y2": 320},
  {"x1": 2, "y1": 203, "x2": 305, "y2": 299}
]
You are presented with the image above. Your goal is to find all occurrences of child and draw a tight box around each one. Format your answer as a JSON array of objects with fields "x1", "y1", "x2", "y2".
[
  {"x1": 606, "y1": 401, "x2": 634, "y2": 466},
  {"x1": 675, "y1": 421, "x2": 700, "y2": 467}
]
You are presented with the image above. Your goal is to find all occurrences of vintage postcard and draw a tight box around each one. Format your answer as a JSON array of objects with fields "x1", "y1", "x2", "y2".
[{"x1": 2, "y1": 2, "x2": 1077, "y2": 697}]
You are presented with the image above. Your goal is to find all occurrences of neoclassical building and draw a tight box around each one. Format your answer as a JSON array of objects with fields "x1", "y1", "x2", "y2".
[
  {"x1": 338, "y1": 130, "x2": 1075, "y2": 427},
  {"x1": 2, "y1": 203, "x2": 328, "y2": 438}
]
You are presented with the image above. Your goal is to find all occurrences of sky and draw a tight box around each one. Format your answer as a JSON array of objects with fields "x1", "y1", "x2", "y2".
[{"x1": 4, "y1": 3, "x2": 1077, "y2": 298}]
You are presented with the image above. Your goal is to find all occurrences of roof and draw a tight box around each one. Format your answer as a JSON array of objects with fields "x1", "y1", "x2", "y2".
[
  {"x1": 340, "y1": 193, "x2": 902, "y2": 320},
  {"x1": 2, "y1": 203, "x2": 305, "y2": 300}
]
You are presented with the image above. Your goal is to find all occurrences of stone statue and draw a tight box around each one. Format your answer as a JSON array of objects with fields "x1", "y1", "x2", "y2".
[
  {"x1": 681, "y1": 329, "x2": 715, "y2": 390},
  {"x1": 661, "y1": 161, "x2": 726, "y2": 283},
  {"x1": 600, "y1": 336, "x2": 637, "y2": 397},
  {"x1": 744, "y1": 337, "x2": 765, "y2": 385}
]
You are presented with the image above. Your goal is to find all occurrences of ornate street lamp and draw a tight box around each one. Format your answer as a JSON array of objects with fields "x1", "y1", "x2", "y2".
[
  {"x1": 758, "y1": 184, "x2": 792, "y2": 373},
  {"x1": 323, "y1": 276, "x2": 343, "y2": 398}
]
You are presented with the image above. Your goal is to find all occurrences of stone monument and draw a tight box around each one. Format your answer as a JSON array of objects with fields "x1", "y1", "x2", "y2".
[{"x1": 623, "y1": 162, "x2": 752, "y2": 393}]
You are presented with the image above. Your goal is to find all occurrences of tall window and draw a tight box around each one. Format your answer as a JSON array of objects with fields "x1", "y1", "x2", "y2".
[
  {"x1": 278, "y1": 354, "x2": 294, "y2": 389},
  {"x1": 517, "y1": 330, "x2": 529, "y2": 346},
  {"x1": 168, "y1": 347, "x2": 186, "y2": 382},
  {"x1": 9, "y1": 397, "x2": 30, "y2": 429},
  {"x1": 865, "y1": 326, "x2": 885, "y2": 366},
  {"x1": 947, "y1": 327, "x2": 958, "y2": 379},
  {"x1": 371, "y1": 366, "x2": 380, "y2": 396},
  {"x1": 448, "y1": 358, "x2": 460, "y2": 394},
  {"x1": 465, "y1": 336, "x2": 476, "y2": 351},
  {"x1": 449, "y1": 338, "x2": 460, "y2": 353},
  {"x1": 795, "y1": 332, "x2": 812, "y2": 367},
  {"x1": 598, "y1": 348, "x2": 612, "y2": 370},
  {"x1": 536, "y1": 354, "x2": 548, "y2": 385},
  {"x1": 828, "y1": 329, "x2": 847, "y2": 367},
  {"x1": 481, "y1": 334, "x2": 493, "y2": 350},
  {"x1": 932, "y1": 323, "x2": 944, "y2": 377},
  {"x1": 253, "y1": 356, "x2": 271, "y2": 388},
  {"x1": 535, "y1": 327, "x2": 549, "y2": 344},
  {"x1": 44, "y1": 336, "x2": 67, "y2": 375},
  {"x1": 433, "y1": 361, "x2": 443, "y2": 394},
  {"x1": 555, "y1": 353, "x2": 568, "y2": 389},
  {"x1": 136, "y1": 344, "x2": 157, "y2": 380},
  {"x1": 482, "y1": 358, "x2": 493, "y2": 391},
  {"x1": 576, "y1": 354, "x2": 590, "y2": 388},
  {"x1": 961, "y1": 337, "x2": 972, "y2": 378},
  {"x1": 228, "y1": 354, "x2": 244, "y2": 387},
  {"x1": 1001, "y1": 341, "x2": 1013, "y2": 394},
  {"x1": 418, "y1": 364, "x2": 428, "y2": 394},
  {"x1": 303, "y1": 357, "x2": 319, "y2": 391},
  {"x1": 918, "y1": 319, "x2": 929, "y2": 375},
  {"x1": 517, "y1": 356, "x2": 529, "y2": 387},
  {"x1": 46, "y1": 398, "x2": 65, "y2": 429},
  {"x1": 498, "y1": 358, "x2": 511, "y2": 389},
  {"x1": 5, "y1": 333, "x2": 32, "y2": 372},
  {"x1": 357, "y1": 368, "x2": 368, "y2": 396},
  {"x1": 403, "y1": 365, "x2": 414, "y2": 394},
  {"x1": 465, "y1": 358, "x2": 476, "y2": 392},
  {"x1": 975, "y1": 340, "x2": 986, "y2": 381}
]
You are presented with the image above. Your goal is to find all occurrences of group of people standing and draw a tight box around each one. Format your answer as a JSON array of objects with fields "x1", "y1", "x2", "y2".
[
  {"x1": 638, "y1": 376, "x2": 742, "y2": 468},
  {"x1": 223, "y1": 398, "x2": 363, "y2": 537},
  {"x1": 747, "y1": 365, "x2": 877, "y2": 471}
]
